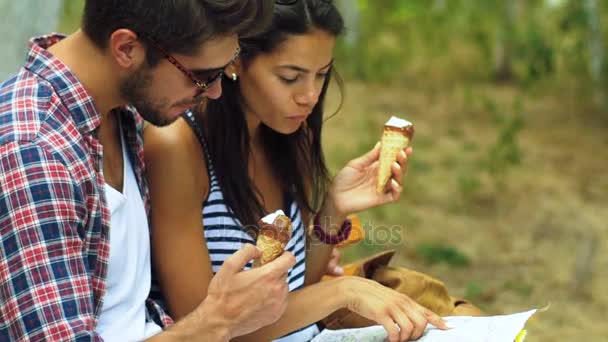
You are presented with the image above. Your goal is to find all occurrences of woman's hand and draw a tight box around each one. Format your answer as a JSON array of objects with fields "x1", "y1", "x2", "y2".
[
  {"x1": 339, "y1": 276, "x2": 448, "y2": 341},
  {"x1": 325, "y1": 247, "x2": 344, "y2": 276},
  {"x1": 326, "y1": 142, "x2": 412, "y2": 218}
]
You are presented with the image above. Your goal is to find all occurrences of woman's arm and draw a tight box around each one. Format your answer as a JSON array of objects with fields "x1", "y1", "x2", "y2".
[
  {"x1": 233, "y1": 275, "x2": 448, "y2": 342},
  {"x1": 235, "y1": 143, "x2": 427, "y2": 341},
  {"x1": 303, "y1": 200, "x2": 346, "y2": 285},
  {"x1": 144, "y1": 118, "x2": 214, "y2": 320},
  {"x1": 305, "y1": 142, "x2": 411, "y2": 285},
  {"x1": 232, "y1": 277, "x2": 345, "y2": 341}
]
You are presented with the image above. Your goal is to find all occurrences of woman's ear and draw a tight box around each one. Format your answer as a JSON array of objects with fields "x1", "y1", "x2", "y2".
[
  {"x1": 228, "y1": 58, "x2": 243, "y2": 75},
  {"x1": 226, "y1": 58, "x2": 243, "y2": 81}
]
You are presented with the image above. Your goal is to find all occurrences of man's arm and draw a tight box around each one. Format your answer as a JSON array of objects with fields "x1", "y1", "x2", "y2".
[
  {"x1": 147, "y1": 245, "x2": 296, "y2": 342},
  {"x1": 147, "y1": 301, "x2": 230, "y2": 342},
  {"x1": 0, "y1": 142, "x2": 101, "y2": 341}
]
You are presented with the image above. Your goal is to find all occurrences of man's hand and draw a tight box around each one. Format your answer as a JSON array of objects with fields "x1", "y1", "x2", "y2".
[{"x1": 205, "y1": 244, "x2": 296, "y2": 339}]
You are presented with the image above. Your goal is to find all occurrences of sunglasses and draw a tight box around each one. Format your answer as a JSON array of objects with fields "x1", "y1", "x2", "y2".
[{"x1": 145, "y1": 36, "x2": 240, "y2": 98}]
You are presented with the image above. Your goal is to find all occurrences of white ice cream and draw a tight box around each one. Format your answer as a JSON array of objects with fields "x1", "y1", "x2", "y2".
[
  {"x1": 261, "y1": 210, "x2": 286, "y2": 224},
  {"x1": 385, "y1": 116, "x2": 412, "y2": 128}
]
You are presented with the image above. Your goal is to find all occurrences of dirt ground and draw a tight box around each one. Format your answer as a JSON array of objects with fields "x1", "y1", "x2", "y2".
[{"x1": 322, "y1": 79, "x2": 608, "y2": 341}]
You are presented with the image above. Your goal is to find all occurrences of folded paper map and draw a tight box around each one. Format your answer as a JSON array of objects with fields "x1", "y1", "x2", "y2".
[{"x1": 311, "y1": 309, "x2": 537, "y2": 342}]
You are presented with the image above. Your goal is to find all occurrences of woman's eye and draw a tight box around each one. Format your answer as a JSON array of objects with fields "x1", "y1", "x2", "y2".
[{"x1": 279, "y1": 75, "x2": 299, "y2": 84}]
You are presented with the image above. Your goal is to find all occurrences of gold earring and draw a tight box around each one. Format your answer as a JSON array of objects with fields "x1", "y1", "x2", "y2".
[{"x1": 231, "y1": 73, "x2": 238, "y2": 81}]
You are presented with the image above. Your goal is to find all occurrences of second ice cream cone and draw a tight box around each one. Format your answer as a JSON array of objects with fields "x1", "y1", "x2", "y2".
[{"x1": 376, "y1": 116, "x2": 414, "y2": 194}]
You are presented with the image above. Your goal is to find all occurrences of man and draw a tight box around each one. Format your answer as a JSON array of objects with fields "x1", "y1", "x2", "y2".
[{"x1": 0, "y1": 1, "x2": 295, "y2": 341}]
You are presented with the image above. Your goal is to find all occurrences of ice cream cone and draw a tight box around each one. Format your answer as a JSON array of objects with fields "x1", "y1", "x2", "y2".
[
  {"x1": 254, "y1": 210, "x2": 293, "y2": 267},
  {"x1": 376, "y1": 116, "x2": 414, "y2": 194}
]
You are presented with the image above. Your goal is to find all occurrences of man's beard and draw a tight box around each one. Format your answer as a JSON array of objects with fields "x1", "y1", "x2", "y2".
[{"x1": 120, "y1": 66, "x2": 173, "y2": 127}]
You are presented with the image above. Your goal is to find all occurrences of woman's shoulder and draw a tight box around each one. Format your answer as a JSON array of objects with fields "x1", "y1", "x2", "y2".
[{"x1": 144, "y1": 117, "x2": 210, "y2": 196}]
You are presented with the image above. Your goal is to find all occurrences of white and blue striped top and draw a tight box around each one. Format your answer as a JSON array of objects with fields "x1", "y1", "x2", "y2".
[{"x1": 186, "y1": 111, "x2": 319, "y2": 341}]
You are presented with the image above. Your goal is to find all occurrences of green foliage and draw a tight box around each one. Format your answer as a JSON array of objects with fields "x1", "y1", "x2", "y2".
[
  {"x1": 415, "y1": 242, "x2": 471, "y2": 267},
  {"x1": 464, "y1": 281, "x2": 486, "y2": 302},
  {"x1": 457, "y1": 172, "x2": 483, "y2": 204},
  {"x1": 503, "y1": 280, "x2": 534, "y2": 298},
  {"x1": 462, "y1": 141, "x2": 479, "y2": 153},
  {"x1": 336, "y1": 0, "x2": 442, "y2": 81},
  {"x1": 555, "y1": 4, "x2": 593, "y2": 77},
  {"x1": 446, "y1": 126, "x2": 464, "y2": 139},
  {"x1": 516, "y1": 26, "x2": 556, "y2": 83},
  {"x1": 445, "y1": 95, "x2": 524, "y2": 209},
  {"x1": 354, "y1": 115, "x2": 381, "y2": 159},
  {"x1": 57, "y1": 0, "x2": 84, "y2": 33},
  {"x1": 408, "y1": 156, "x2": 433, "y2": 174},
  {"x1": 336, "y1": 0, "x2": 607, "y2": 97},
  {"x1": 341, "y1": 242, "x2": 387, "y2": 264},
  {"x1": 483, "y1": 98, "x2": 526, "y2": 189}
]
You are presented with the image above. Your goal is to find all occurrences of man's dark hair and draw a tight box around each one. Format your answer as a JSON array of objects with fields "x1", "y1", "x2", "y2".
[{"x1": 82, "y1": 0, "x2": 273, "y2": 65}]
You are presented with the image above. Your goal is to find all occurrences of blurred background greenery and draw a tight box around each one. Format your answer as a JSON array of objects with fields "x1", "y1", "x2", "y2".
[{"x1": 2, "y1": 0, "x2": 606, "y2": 341}]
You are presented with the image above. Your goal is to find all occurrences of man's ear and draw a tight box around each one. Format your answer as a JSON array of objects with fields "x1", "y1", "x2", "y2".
[{"x1": 108, "y1": 29, "x2": 147, "y2": 70}]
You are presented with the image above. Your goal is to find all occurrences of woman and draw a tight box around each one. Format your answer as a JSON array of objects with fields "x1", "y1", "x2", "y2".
[{"x1": 145, "y1": 1, "x2": 447, "y2": 341}]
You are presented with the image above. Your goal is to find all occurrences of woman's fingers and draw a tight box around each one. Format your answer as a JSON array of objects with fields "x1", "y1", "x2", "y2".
[
  {"x1": 349, "y1": 280, "x2": 445, "y2": 341},
  {"x1": 396, "y1": 147, "x2": 412, "y2": 166},
  {"x1": 378, "y1": 316, "x2": 401, "y2": 342},
  {"x1": 406, "y1": 146, "x2": 413, "y2": 157},
  {"x1": 326, "y1": 248, "x2": 344, "y2": 276},
  {"x1": 401, "y1": 305, "x2": 428, "y2": 340},
  {"x1": 350, "y1": 142, "x2": 381, "y2": 169},
  {"x1": 389, "y1": 179, "x2": 402, "y2": 201},
  {"x1": 389, "y1": 147, "x2": 411, "y2": 196},
  {"x1": 422, "y1": 307, "x2": 449, "y2": 330},
  {"x1": 391, "y1": 161, "x2": 402, "y2": 185},
  {"x1": 390, "y1": 308, "x2": 415, "y2": 341},
  {"x1": 396, "y1": 150, "x2": 407, "y2": 166},
  {"x1": 405, "y1": 300, "x2": 449, "y2": 334}
]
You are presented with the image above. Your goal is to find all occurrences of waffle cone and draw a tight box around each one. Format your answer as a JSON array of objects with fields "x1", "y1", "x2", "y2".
[
  {"x1": 254, "y1": 214, "x2": 292, "y2": 267},
  {"x1": 376, "y1": 126, "x2": 413, "y2": 193}
]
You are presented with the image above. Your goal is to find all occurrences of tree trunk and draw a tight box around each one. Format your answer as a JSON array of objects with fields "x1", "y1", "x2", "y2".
[
  {"x1": 584, "y1": 0, "x2": 605, "y2": 106},
  {"x1": 494, "y1": 1, "x2": 518, "y2": 82},
  {"x1": 0, "y1": 0, "x2": 63, "y2": 81}
]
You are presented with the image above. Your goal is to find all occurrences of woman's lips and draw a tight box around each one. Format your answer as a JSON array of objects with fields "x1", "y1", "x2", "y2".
[{"x1": 287, "y1": 115, "x2": 308, "y2": 122}]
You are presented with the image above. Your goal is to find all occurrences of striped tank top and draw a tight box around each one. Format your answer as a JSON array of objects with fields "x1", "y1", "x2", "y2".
[{"x1": 184, "y1": 111, "x2": 319, "y2": 341}]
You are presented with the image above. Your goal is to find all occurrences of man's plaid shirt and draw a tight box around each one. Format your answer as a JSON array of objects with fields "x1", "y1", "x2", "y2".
[{"x1": 0, "y1": 35, "x2": 172, "y2": 341}]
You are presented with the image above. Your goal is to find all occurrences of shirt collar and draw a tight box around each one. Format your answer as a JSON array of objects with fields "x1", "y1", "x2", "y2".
[{"x1": 25, "y1": 34, "x2": 101, "y2": 135}]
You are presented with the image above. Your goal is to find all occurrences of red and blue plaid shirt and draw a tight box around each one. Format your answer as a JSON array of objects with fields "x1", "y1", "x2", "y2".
[{"x1": 0, "y1": 35, "x2": 173, "y2": 341}]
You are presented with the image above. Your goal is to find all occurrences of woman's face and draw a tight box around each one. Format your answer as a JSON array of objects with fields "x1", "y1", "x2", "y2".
[{"x1": 235, "y1": 28, "x2": 336, "y2": 135}]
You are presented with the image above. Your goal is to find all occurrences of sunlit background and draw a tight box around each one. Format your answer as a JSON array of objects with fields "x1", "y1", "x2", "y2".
[{"x1": 2, "y1": 1, "x2": 606, "y2": 341}]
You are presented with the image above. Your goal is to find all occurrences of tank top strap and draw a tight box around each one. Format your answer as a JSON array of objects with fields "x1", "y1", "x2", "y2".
[{"x1": 181, "y1": 110, "x2": 215, "y2": 173}]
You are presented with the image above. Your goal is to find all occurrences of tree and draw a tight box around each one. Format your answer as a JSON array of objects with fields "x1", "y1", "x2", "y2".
[
  {"x1": 584, "y1": 0, "x2": 605, "y2": 106},
  {"x1": 494, "y1": 0, "x2": 519, "y2": 82}
]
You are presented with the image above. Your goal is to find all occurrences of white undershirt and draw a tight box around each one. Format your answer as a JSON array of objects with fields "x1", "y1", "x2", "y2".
[{"x1": 96, "y1": 130, "x2": 162, "y2": 341}]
